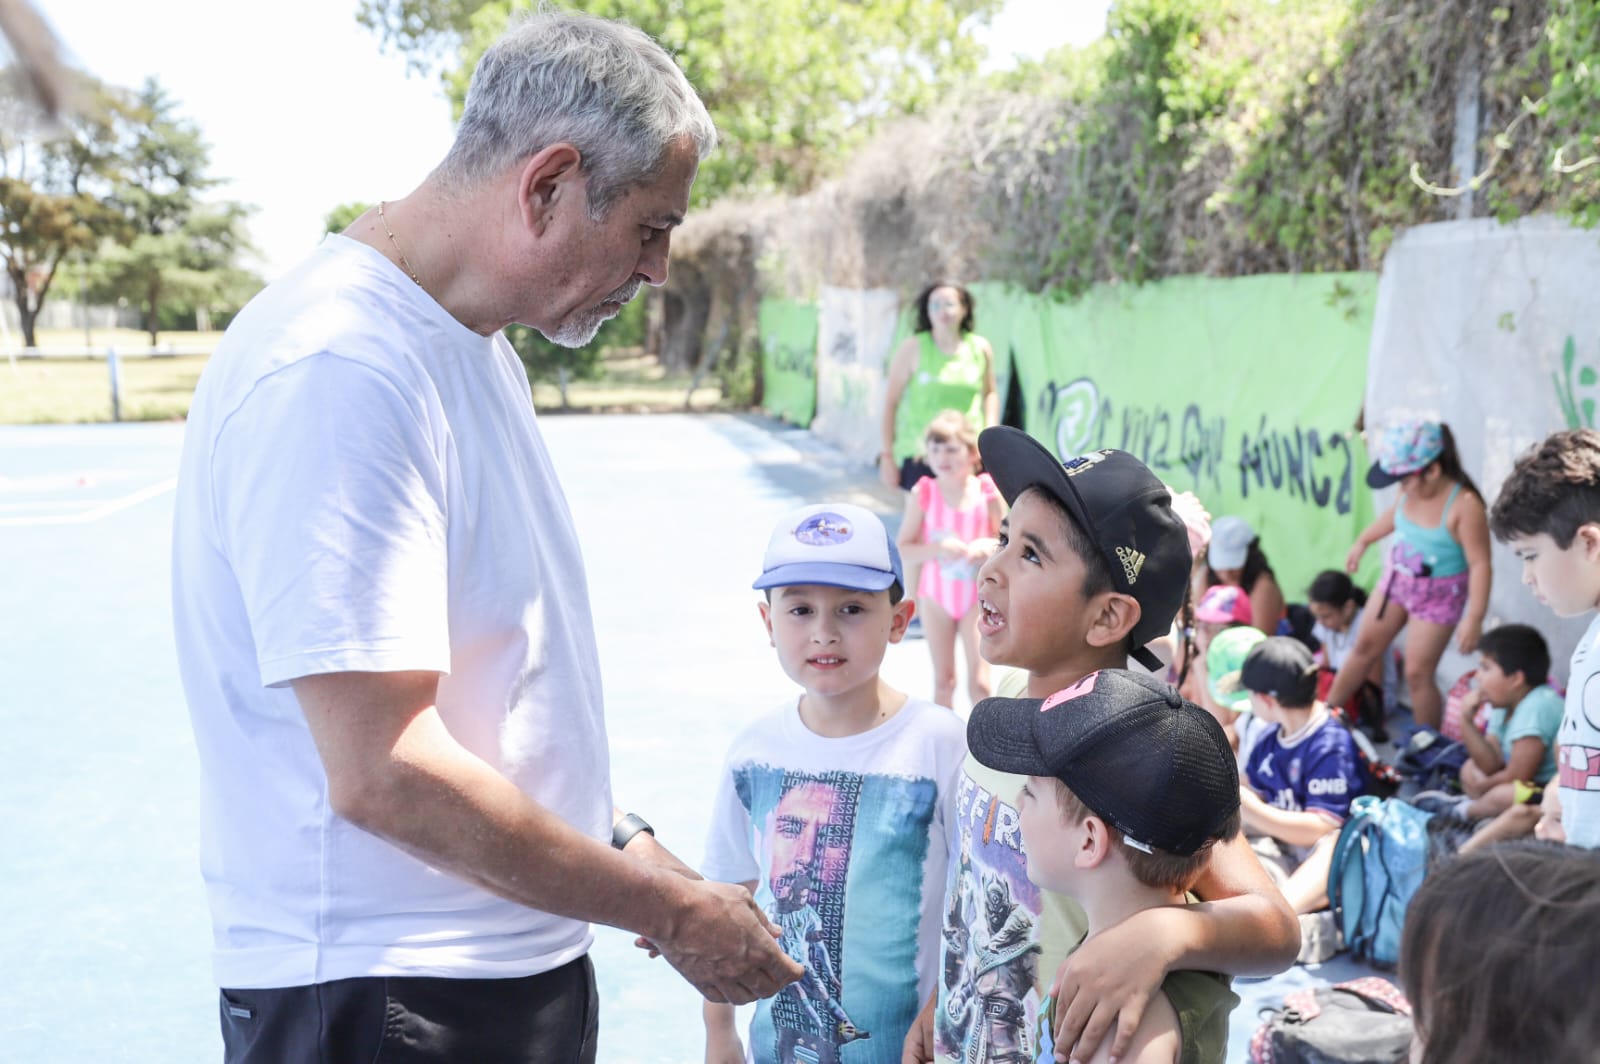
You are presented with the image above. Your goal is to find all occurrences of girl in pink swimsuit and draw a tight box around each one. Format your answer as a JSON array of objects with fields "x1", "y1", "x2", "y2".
[{"x1": 896, "y1": 410, "x2": 1005, "y2": 709}]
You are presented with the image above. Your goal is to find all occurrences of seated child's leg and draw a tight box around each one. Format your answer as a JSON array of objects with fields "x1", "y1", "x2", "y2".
[
  {"x1": 1458, "y1": 801, "x2": 1541, "y2": 855},
  {"x1": 1460, "y1": 759, "x2": 1490, "y2": 799},
  {"x1": 1282, "y1": 833, "x2": 1339, "y2": 915},
  {"x1": 1465, "y1": 781, "x2": 1517, "y2": 821}
]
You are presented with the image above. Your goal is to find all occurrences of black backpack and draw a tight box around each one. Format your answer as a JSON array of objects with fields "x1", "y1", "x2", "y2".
[{"x1": 1248, "y1": 976, "x2": 1414, "y2": 1063}]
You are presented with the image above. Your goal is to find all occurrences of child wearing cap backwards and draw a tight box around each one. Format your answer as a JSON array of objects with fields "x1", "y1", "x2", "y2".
[
  {"x1": 968, "y1": 669, "x2": 1244, "y2": 1064},
  {"x1": 1487, "y1": 427, "x2": 1600, "y2": 849},
  {"x1": 702, "y1": 503, "x2": 969, "y2": 1064},
  {"x1": 1226, "y1": 636, "x2": 1370, "y2": 961},
  {"x1": 1325, "y1": 418, "x2": 1491, "y2": 730},
  {"x1": 906, "y1": 428, "x2": 1298, "y2": 1064}
]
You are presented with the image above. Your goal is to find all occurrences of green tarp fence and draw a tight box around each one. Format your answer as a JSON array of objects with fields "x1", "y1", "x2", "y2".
[
  {"x1": 759, "y1": 274, "x2": 1382, "y2": 597},
  {"x1": 758, "y1": 297, "x2": 819, "y2": 427}
]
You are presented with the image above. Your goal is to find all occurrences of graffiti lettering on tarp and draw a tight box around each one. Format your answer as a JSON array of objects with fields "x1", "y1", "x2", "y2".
[
  {"x1": 767, "y1": 339, "x2": 816, "y2": 380},
  {"x1": 1180, "y1": 405, "x2": 1228, "y2": 493},
  {"x1": 1238, "y1": 417, "x2": 1355, "y2": 515},
  {"x1": 1039, "y1": 377, "x2": 1103, "y2": 457},
  {"x1": 1553, "y1": 335, "x2": 1598, "y2": 430},
  {"x1": 1038, "y1": 377, "x2": 1227, "y2": 494}
]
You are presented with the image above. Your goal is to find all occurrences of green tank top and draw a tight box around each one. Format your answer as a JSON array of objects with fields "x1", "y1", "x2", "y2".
[{"x1": 892, "y1": 331, "x2": 989, "y2": 461}]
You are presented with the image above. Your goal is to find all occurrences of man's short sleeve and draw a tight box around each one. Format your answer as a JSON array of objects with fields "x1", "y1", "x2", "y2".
[{"x1": 210, "y1": 354, "x2": 451, "y2": 687}]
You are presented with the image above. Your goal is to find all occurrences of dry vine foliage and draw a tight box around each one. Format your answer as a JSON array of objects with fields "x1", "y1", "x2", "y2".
[{"x1": 662, "y1": 0, "x2": 1592, "y2": 395}]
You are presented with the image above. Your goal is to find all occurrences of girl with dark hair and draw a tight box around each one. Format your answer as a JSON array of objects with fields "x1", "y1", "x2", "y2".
[
  {"x1": 1326, "y1": 419, "x2": 1492, "y2": 729},
  {"x1": 1402, "y1": 842, "x2": 1600, "y2": 1064}
]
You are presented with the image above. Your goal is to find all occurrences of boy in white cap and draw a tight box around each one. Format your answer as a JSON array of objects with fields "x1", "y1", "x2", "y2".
[{"x1": 701, "y1": 503, "x2": 969, "y2": 1064}]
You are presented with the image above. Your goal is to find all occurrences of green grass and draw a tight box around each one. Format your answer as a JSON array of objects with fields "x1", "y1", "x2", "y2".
[{"x1": 0, "y1": 340, "x2": 731, "y2": 425}]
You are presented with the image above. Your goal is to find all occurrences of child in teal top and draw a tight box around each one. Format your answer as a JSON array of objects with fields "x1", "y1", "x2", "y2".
[{"x1": 1425, "y1": 623, "x2": 1563, "y2": 827}]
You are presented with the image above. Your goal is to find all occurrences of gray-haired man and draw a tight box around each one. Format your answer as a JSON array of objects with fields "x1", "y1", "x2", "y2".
[{"x1": 171, "y1": 11, "x2": 801, "y2": 1062}]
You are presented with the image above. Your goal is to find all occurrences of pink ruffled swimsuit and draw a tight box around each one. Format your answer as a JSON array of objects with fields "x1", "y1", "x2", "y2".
[{"x1": 914, "y1": 473, "x2": 999, "y2": 620}]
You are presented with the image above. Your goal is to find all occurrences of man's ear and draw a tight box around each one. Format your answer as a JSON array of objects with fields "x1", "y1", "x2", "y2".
[
  {"x1": 516, "y1": 143, "x2": 584, "y2": 235},
  {"x1": 1085, "y1": 591, "x2": 1142, "y2": 651},
  {"x1": 888, "y1": 596, "x2": 917, "y2": 644},
  {"x1": 757, "y1": 600, "x2": 774, "y2": 646}
]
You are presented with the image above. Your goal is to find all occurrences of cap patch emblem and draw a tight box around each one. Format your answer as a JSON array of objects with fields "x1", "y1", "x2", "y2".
[
  {"x1": 1117, "y1": 546, "x2": 1146, "y2": 585},
  {"x1": 794, "y1": 512, "x2": 854, "y2": 547},
  {"x1": 1040, "y1": 672, "x2": 1100, "y2": 712},
  {"x1": 1061, "y1": 450, "x2": 1112, "y2": 478}
]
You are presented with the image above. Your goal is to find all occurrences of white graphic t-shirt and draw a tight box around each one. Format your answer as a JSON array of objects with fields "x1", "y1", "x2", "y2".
[
  {"x1": 703, "y1": 697, "x2": 968, "y2": 1064},
  {"x1": 1559, "y1": 612, "x2": 1600, "y2": 849}
]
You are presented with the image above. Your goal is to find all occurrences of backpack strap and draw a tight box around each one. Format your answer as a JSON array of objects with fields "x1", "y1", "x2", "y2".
[{"x1": 1335, "y1": 976, "x2": 1413, "y2": 1016}]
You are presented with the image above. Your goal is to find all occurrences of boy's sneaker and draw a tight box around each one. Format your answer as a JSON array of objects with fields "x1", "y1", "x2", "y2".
[
  {"x1": 1411, "y1": 790, "x2": 1471, "y2": 821},
  {"x1": 1296, "y1": 910, "x2": 1341, "y2": 965}
]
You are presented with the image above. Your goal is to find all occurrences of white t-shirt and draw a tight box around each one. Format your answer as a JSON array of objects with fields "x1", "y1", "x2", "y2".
[
  {"x1": 702, "y1": 697, "x2": 967, "y2": 1064},
  {"x1": 1559, "y1": 613, "x2": 1600, "y2": 849},
  {"x1": 1312, "y1": 608, "x2": 1362, "y2": 671},
  {"x1": 171, "y1": 235, "x2": 612, "y2": 988}
]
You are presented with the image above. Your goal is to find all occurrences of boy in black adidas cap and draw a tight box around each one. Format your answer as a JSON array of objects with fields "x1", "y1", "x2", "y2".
[
  {"x1": 908, "y1": 428, "x2": 1296, "y2": 1064},
  {"x1": 967, "y1": 669, "x2": 1242, "y2": 1064}
]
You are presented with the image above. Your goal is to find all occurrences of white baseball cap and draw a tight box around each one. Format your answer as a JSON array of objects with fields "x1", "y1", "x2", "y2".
[
  {"x1": 1208, "y1": 515, "x2": 1256, "y2": 571},
  {"x1": 753, "y1": 502, "x2": 903, "y2": 595}
]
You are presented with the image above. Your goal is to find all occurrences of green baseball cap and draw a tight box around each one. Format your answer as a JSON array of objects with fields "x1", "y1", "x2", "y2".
[{"x1": 1207, "y1": 626, "x2": 1267, "y2": 712}]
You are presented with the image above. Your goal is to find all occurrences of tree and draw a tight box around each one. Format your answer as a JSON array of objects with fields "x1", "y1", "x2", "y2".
[
  {"x1": 323, "y1": 200, "x2": 372, "y2": 234},
  {"x1": 358, "y1": 0, "x2": 1004, "y2": 203},
  {"x1": 0, "y1": 68, "x2": 127, "y2": 347},
  {"x1": 94, "y1": 79, "x2": 256, "y2": 342}
]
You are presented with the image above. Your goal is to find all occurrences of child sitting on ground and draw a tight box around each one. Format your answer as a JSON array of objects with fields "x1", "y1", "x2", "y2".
[
  {"x1": 702, "y1": 502, "x2": 969, "y2": 1064},
  {"x1": 898, "y1": 409, "x2": 1005, "y2": 709},
  {"x1": 1225, "y1": 636, "x2": 1369, "y2": 961},
  {"x1": 1415, "y1": 624, "x2": 1562, "y2": 833},
  {"x1": 1205, "y1": 516, "x2": 1285, "y2": 637},
  {"x1": 967, "y1": 668, "x2": 1243, "y2": 1064}
]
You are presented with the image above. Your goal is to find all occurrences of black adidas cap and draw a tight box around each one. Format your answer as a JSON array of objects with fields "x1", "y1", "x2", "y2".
[{"x1": 978, "y1": 427, "x2": 1192, "y2": 670}]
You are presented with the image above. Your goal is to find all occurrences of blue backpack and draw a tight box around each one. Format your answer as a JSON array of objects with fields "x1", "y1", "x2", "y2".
[{"x1": 1326, "y1": 796, "x2": 1435, "y2": 968}]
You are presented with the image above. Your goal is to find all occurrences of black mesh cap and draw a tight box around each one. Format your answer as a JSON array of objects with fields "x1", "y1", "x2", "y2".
[
  {"x1": 977, "y1": 427, "x2": 1191, "y2": 670},
  {"x1": 967, "y1": 669, "x2": 1240, "y2": 856}
]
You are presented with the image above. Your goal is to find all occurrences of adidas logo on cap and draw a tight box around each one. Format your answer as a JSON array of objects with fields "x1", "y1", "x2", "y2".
[{"x1": 1117, "y1": 546, "x2": 1146, "y2": 585}]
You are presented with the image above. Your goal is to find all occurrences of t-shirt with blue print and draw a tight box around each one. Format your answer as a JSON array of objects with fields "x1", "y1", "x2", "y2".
[{"x1": 1244, "y1": 710, "x2": 1366, "y2": 823}]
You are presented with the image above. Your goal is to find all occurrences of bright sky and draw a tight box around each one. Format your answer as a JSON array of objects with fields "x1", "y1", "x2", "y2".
[{"x1": 38, "y1": 0, "x2": 1109, "y2": 281}]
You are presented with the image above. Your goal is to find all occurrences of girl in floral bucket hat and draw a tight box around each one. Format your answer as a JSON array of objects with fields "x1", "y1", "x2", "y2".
[{"x1": 1325, "y1": 418, "x2": 1492, "y2": 730}]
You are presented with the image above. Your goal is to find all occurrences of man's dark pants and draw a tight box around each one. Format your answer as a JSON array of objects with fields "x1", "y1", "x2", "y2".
[{"x1": 220, "y1": 955, "x2": 598, "y2": 1063}]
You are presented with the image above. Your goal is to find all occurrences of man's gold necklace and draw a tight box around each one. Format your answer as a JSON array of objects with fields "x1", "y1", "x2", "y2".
[{"x1": 377, "y1": 201, "x2": 420, "y2": 285}]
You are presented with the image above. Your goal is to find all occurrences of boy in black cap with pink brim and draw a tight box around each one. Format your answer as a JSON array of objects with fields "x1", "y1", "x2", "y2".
[
  {"x1": 906, "y1": 428, "x2": 1297, "y2": 1064},
  {"x1": 968, "y1": 668, "x2": 1243, "y2": 1064}
]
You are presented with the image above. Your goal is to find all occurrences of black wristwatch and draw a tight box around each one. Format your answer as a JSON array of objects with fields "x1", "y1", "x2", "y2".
[{"x1": 611, "y1": 812, "x2": 655, "y2": 850}]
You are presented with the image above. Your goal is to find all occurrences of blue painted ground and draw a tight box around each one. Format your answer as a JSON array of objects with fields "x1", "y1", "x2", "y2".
[{"x1": 1, "y1": 414, "x2": 1379, "y2": 1062}]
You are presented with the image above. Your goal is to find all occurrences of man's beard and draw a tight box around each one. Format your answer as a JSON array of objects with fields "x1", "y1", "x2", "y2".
[{"x1": 545, "y1": 280, "x2": 642, "y2": 347}]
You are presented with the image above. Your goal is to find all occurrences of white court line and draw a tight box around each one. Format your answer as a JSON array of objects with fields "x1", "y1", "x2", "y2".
[{"x1": 0, "y1": 476, "x2": 178, "y2": 526}]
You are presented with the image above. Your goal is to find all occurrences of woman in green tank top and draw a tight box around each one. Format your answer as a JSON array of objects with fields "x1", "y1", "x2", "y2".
[{"x1": 878, "y1": 282, "x2": 999, "y2": 493}]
